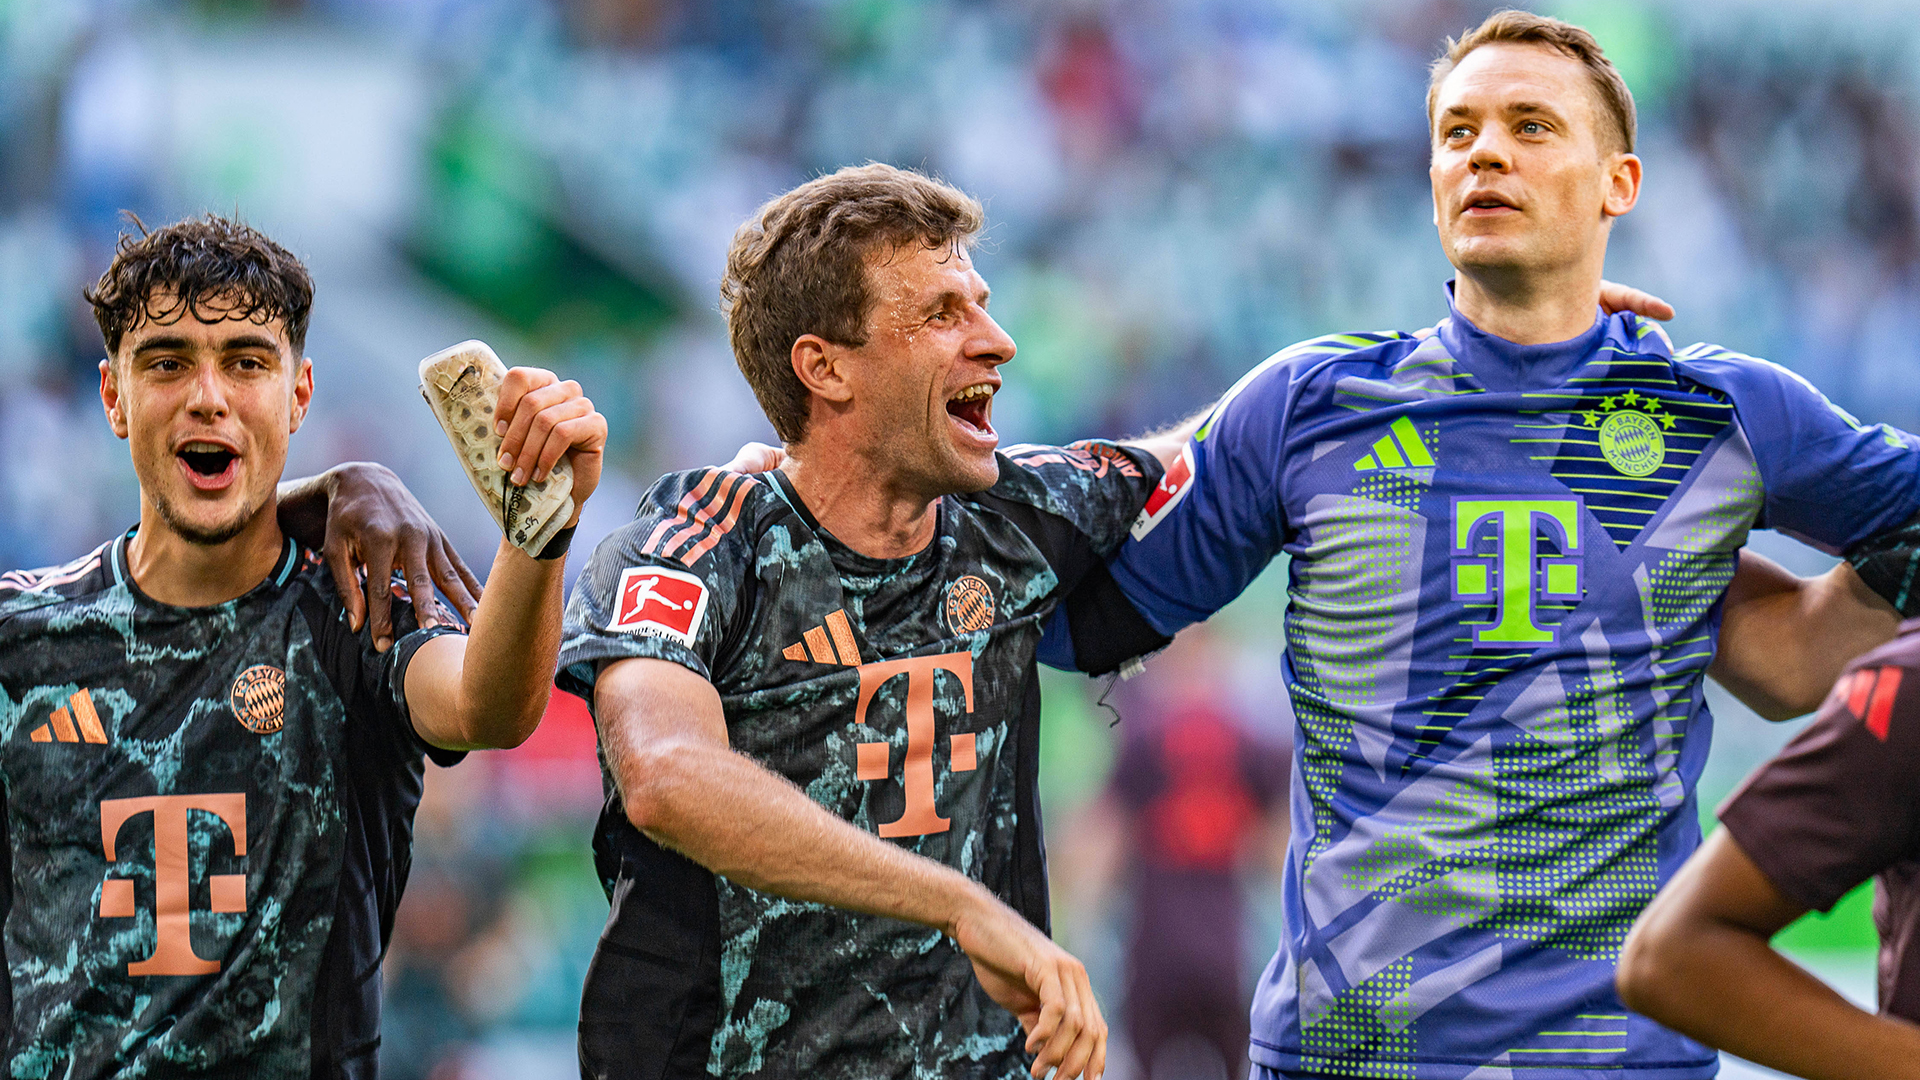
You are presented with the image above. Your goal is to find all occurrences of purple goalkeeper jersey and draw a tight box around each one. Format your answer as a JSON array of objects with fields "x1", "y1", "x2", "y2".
[{"x1": 1095, "y1": 289, "x2": 1920, "y2": 1078}]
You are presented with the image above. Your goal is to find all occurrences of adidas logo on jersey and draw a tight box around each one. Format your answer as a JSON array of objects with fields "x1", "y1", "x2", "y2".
[
  {"x1": 1353, "y1": 416, "x2": 1435, "y2": 473},
  {"x1": 29, "y1": 688, "x2": 107, "y2": 744},
  {"x1": 782, "y1": 609, "x2": 863, "y2": 666}
]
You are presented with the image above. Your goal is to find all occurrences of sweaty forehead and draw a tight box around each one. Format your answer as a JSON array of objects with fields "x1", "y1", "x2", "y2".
[{"x1": 864, "y1": 241, "x2": 983, "y2": 308}]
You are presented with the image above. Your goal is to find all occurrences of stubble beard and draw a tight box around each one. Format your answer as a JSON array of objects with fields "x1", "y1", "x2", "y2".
[{"x1": 150, "y1": 487, "x2": 268, "y2": 547}]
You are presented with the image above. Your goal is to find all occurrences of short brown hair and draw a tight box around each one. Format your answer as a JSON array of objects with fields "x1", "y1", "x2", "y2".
[
  {"x1": 86, "y1": 213, "x2": 314, "y2": 358},
  {"x1": 720, "y1": 163, "x2": 985, "y2": 444},
  {"x1": 1427, "y1": 9, "x2": 1637, "y2": 155}
]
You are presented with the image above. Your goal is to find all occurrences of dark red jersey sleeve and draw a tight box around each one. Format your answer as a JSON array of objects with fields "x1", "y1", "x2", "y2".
[{"x1": 1718, "y1": 650, "x2": 1920, "y2": 913}]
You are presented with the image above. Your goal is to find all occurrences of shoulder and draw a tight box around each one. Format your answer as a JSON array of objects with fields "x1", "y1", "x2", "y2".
[
  {"x1": 1200, "y1": 330, "x2": 1425, "y2": 436},
  {"x1": 1849, "y1": 621, "x2": 1920, "y2": 679},
  {"x1": 1672, "y1": 342, "x2": 1825, "y2": 400},
  {"x1": 571, "y1": 469, "x2": 787, "y2": 637},
  {"x1": 1230, "y1": 329, "x2": 1420, "y2": 394},
  {"x1": 586, "y1": 468, "x2": 788, "y2": 576},
  {"x1": 1814, "y1": 625, "x2": 1920, "y2": 751},
  {"x1": 288, "y1": 548, "x2": 462, "y2": 640},
  {"x1": 991, "y1": 441, "x2": 1156, "y2": 502},
  {"x1": 0, "y1": 539, "x2": 119, "y2": 620}
]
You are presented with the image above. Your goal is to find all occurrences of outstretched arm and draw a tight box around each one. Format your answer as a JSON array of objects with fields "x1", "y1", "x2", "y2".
[
  {"x1": 1118, "y1": 283, "x2": 1666, "y2": 471},
  {"x1": 596, "y1": 656, "x2": 1107, "y2": 1080},
  {"x1": 718, "y1": 280, "x2": 1669, "y2": 479},
  {"x1": 403, "y1": 368, "x2": 607, "y2": 751},
  {"x1": 1618, "y1": 829, "x2": 1920, "y2": 1079},
  {"x1": 278, "y1": 463, "x2": 484, "y2": 649},
  {"x1": 1710, "y1": 551, "x2": 1899, "y2": 720}
]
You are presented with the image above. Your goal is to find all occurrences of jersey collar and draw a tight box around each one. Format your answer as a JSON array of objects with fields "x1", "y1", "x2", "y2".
[
  {"x1": 111, "y1": 527, "x2": 302, "y2": 606},
  {"x1": 1435, "y1": 280, "x2": 1614, "y2": 393}
]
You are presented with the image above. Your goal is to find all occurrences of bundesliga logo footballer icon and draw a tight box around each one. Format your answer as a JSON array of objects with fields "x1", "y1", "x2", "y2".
[
  {"x1": 230, "y1": 665, "x2": 286, "y2": 735},
  {"x1": 1131, "y1": 442, "x2": 1195, "y2": 540},
  {"x1": 609, "y1": 566, "x2": 709, "y2": 647}
]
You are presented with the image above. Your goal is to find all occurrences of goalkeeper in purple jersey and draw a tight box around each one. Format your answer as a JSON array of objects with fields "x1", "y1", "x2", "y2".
[{"x1": 1067, "y1": 11, "x2": 1920, "y2": 1080}]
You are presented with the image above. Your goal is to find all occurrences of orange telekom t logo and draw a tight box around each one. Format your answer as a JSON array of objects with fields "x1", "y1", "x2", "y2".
[
  {"x1": 98, "y1": 794, "x2": 247, "y2": 976},
  {"x1": 854, "y1": 652, "x2": 977, "y2": 838}
]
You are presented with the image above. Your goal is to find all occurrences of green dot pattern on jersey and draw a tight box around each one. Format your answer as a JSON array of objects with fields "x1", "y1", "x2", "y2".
[
  {"x1": 1301, "y1": 958, "x2": 1419, "y2": 1075},
  {"x1": 1287, "y1": 498, "x2": 1422, "y2": 872}
]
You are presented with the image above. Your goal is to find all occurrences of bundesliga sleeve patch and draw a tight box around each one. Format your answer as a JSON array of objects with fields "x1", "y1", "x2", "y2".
[
  {"x1": 1130, "y1": 442, "x2": 1195, "y2": 541},
  {"x1": 608, "y1": 566, "x2": 709, "y2": 647}
]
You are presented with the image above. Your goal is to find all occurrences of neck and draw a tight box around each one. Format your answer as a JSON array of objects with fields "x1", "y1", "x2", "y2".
[
  {"x1": 128, "y1": 501, "x2": 285, "y2": 607},
  {"x1": 1452, "y1": 257, "x2": 1603, "y2": 345},
  {"x1": 780, "y1": 440, "x2": 939, "y2": 559}
]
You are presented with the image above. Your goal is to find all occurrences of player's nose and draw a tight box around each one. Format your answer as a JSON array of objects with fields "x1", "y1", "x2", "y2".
[
  {"x1": 1468, "y1": 135, "x2": 1510, "y2": 173},
  {"x1": 968, "y1": 310, "x2": 1016, "y2": 367},
  {"x1": 183, "y1": 364, "x2": 231, "y2": 419}
]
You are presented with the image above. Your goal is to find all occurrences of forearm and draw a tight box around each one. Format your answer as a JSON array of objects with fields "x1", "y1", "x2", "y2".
[
  {"x1": 1621, "y1": 918, "x2": 1920, "y2": 1079},
  {"x1": 623, "y1": 737, "x2": 989, "y2": 933},
  {"x1": 439, "y1": 539, "x2": 566, "y2": 748},
  {"x1": 1712, "y1": 555, "x2": 1899, "y2": 720},
  {"x1": 1123, "y1": 404, "x2": 1211, "y2": 469}
]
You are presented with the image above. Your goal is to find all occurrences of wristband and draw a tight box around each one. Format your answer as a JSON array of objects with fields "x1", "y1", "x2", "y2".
[{"x1": 536, "y1": 526, "x2": 576, "y2": 561}]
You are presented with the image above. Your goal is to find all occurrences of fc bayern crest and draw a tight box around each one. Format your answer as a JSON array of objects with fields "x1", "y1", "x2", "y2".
[
  {"x1": 945, "y1": 576, "x2": 995, "y2": 634},
  {"x1": 230, "y1": 665, "x2": 286, "y2": 735}
]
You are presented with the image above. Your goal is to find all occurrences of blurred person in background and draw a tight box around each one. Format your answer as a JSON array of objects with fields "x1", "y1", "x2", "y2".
[
  {"x1": 1084, "y1": 11, "x2": 1920, "y2": 1080},
  {"x1": 0, "y1": 213, "x2": 605, "y2": 1079},
  {"x1": 1058, "y1": 627, "x2": 1289, "y2": 1080},
  {"x1": 1618, "y1": 633, "x2": 1920, "y2": 1077}
]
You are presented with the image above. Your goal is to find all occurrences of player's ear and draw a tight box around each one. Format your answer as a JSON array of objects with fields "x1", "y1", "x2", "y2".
[
  {"x1": 288, "y1": 356, "x2": 314, "y2": 434},
  {"x1": 1603, "y1": 152, "x2": 1642, "y2": 220},
  {"x1": 791, "y1": 334, "x2": 853, "y2": 405},
  {"x1": 99, "y1": 357, "x2": 129, "y2": 440}
]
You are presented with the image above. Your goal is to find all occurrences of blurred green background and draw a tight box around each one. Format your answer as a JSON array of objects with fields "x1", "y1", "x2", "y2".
[{"x1": 0, "y1": 0, "x2": 1909, "y2": 1076}]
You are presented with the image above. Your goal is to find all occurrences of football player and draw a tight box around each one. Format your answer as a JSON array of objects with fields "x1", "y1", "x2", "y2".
[
  {"x1": 1086, "y1": 11, "x2": 1920, "y2": 1079},
  {"x1": 0, "y1": 214, "x2": 606, "y2": 1078}
]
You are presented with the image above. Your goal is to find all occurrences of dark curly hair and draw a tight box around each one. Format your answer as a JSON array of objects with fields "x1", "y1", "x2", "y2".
[{"x1": 86, "y1": 213, "x2": 314, "y2": 358}]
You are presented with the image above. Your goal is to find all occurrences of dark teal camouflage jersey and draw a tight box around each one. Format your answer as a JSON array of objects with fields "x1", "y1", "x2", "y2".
[
  {"x1": 559, "y1": 442, "x2": 1164, "y2": 1080},
  {"x1": 0, "y1": 532, "x2": 461, "y2": 1079}
]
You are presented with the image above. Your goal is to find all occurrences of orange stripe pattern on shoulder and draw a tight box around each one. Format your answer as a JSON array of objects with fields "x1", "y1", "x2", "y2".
[{"x1": 640, "y1": 471, "x2": 759, "y2": 566}]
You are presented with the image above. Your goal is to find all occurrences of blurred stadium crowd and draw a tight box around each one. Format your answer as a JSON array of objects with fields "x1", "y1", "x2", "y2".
[{"x1": 2, "y1": 0, "x2": 1916, "y2": 1076}]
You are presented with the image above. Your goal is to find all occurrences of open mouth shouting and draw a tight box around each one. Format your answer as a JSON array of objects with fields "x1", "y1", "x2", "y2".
[
  {"x1": 946, "y1": 382, "x2": 998, "y2": 448},
  {"x1": 175, "y1": 439, "x2": 241, "y2": 491}
]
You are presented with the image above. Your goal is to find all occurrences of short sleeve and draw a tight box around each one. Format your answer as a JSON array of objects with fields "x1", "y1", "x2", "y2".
[
  {"x1": 1718, "y1": 655, "x2": 1920, "y2": 913},
  {"x1": 556, "y1": 470, "x2": 758, "y2": 702},
  {"x1": 981, "y1": 442, "x2": 1174, "y2": 674},
  {"x1": 993, "y1": 441, "x2": 1165, "y2": 560},
  {"x1": 1107, "y1": 356, "x2": 1292, "y2": 635},
  {"x1": 302, "y1": 567, "x2": 467, "y2": 768},
  {"x1": 1684, "y1": 346, "x2": 1920, "y2": 552}
]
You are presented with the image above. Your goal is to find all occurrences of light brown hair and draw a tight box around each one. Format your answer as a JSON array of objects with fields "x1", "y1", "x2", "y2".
[
  {"x1": 720, "y1": 163, "x2": 985, "y2": 444},
  {"x1": 1427, "y1": 9, "x2": 1637, "y2": 155}
]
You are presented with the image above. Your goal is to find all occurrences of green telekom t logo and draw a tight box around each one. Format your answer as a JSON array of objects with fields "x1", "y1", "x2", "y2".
[{"x1": 1451, "y1": 497, "x2": 1584, "y2": 645}]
